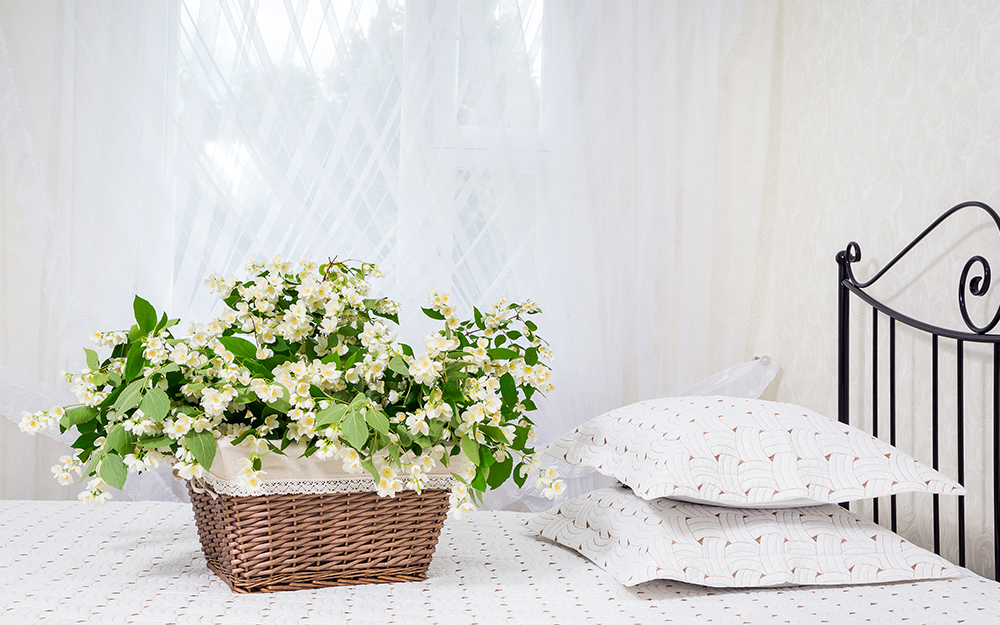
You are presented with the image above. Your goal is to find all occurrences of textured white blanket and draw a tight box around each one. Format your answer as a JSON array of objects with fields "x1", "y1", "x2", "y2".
[{"x1": 2, "y1": 500, "x2": 999, "y2": 624}]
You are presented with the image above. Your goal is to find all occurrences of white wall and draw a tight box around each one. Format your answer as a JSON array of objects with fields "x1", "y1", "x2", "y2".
[{"x1": 752, "y1": 0, "x2": 1000, "y2": 578}]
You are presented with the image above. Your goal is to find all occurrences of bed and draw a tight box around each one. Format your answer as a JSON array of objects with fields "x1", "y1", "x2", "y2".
[
  {"x1": 2, "y1": 500, "x2": 999, "y2": 624},
  {"x1": 4, "y1": 202, "x2": 1000, "y2": 624}
]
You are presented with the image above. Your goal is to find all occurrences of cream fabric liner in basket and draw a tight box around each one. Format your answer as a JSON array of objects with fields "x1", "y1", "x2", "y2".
[{"x1": 200, "y1": 436, "x2": 461, "y2": 497}]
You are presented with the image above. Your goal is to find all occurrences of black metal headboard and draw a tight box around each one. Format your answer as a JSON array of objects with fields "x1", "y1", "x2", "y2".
[{"x1": 837, "y1": 200, "x2": 1000, "y2": 579}]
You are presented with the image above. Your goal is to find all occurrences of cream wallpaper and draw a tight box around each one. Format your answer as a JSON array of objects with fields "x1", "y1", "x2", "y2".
[{"x1": 752, "y1": 0, "x2": 1000, "y2": 578}]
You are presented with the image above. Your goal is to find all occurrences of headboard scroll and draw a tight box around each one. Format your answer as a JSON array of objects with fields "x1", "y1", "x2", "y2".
[{"x1": 838, "y1": 200, "x2": 1000, "y2": 337}]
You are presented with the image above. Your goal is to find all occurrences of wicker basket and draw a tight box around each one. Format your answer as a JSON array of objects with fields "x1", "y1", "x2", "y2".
[{"x1": 188, "y1": 481, "x2": 451, "y2": 593}]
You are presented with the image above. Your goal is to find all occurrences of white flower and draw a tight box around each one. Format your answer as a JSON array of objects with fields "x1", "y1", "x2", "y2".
[
  {"x1": 79, "y1": 489, "x2": 112, "y2": 507},
  {"x1": 375, "y1": 477, "x2": 403, "y2": 498},
  {"x1": 339, "y1": 448, "x2": 364, "y2": 473},
  {"x1": 200, "y1": 388, "x2": 231, "y2": 417},
  {"x1": 143, "y1": 451, "x2": 164, "y2": 470},
  {"x1": 408, "y1": 355, "x2": 442, "y2": 385},
  {"x1": 175, "y1": 461, "x2": 206, "y2": 480},
  {"x1": 237, "y1": 467, "x2": 266, "y2": 494},
  {"x1": 542, "y1": 480, "x2": 566, "y2": 499},
  {"x1": 18, "y1": 412, "x2": 43, "y2": 435},
  {"x1": 78, "y1": 477, "x2": 111, "y2": 507},
  {"x1": 405, "y1": 413, "x2": 429, "y2": 437},
  {"x1": 423, "y1": 334, "x2": 457, "y2": 358},
  {"x1": 123, "y1": 454, "x2": 145, "y2": 473},
  {"x1": 449, "y1": 500, "x2": 476, "y2": 520},
  {"x1": 164, "y1": 417, "x2": 191, "y2": 439},
  {"x1": 243, "y1": 435, "x2": 269, "y2": 455},
  {"x1": 315, "y1": 439, "x2": 339, "y2": 459}
]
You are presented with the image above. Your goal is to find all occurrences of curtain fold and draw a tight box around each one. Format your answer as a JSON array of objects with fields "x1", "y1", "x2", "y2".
[{"x1": 0, "y1": 0, "x2": 777, "y2": 504}]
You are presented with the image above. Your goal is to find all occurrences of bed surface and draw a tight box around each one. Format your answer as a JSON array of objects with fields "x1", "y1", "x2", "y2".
[{"x1": 2, "y1": 500, "x2": 999, "y2": 624}]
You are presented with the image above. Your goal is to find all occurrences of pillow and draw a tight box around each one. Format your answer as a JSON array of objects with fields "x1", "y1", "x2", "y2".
[
  {"x1": 545, "y1": 396, "x2": 965, "y2": 507},
  {"x1": 526, "y1": 486, "x2": 963, "y2": 587}
]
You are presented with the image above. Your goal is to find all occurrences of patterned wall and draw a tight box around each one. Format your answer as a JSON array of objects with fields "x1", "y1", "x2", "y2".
[{"x1": 750, "y1": 0, "x2": 1000, "y2": 578}]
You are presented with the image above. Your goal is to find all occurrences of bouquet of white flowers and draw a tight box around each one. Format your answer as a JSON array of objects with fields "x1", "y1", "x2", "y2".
[{"x1": 21, "y1": 256, "x2": 562, "y2": 518}]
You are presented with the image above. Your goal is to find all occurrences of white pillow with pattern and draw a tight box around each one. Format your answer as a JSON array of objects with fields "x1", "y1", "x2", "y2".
[
  {"x1": 527, "y1": 486, "x2": 963, "y2": 587},
  {"x1": 545, "y1": 396, "x2": 964, "y2": 507}
]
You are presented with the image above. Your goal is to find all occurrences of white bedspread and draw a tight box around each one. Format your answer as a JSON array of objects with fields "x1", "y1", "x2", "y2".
[{"x1": 2, "y1": 500, "x2": 999, "y2": 624}]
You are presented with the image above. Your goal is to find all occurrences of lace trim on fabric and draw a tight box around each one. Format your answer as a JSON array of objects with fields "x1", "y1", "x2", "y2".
[{"x1": 201, "y1": 472, "x2": 458, "y2": 497}]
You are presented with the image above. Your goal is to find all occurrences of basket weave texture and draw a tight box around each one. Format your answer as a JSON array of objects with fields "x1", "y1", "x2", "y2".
[{"x1": 188, "y1": 481, "x2": 451, "y2": 593}]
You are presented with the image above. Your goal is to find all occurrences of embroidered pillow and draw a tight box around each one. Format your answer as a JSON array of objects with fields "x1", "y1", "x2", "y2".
[
  {"x1": 527, "y1": 486, "x2": 963, "y2": 587},
  {"x1": 545, "y1": 396, "x2": 964, "y2": 507}
]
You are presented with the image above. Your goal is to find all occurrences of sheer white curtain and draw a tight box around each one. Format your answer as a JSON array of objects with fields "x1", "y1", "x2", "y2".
[{"x1": 0, "y1": 0, "x2": 777, "y2": 503}]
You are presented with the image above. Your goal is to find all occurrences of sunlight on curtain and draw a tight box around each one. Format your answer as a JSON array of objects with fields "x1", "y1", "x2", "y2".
[{"x1": 0, "y1": 0, "x2": 777, "y2": 505}]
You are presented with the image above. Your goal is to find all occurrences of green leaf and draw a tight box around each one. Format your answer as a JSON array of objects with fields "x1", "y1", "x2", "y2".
[
  {"x1": 270, "y1": 385, "x2": 291, "y2": 413},
  {"x1": 524, "y1": 320, "x2": 538, "y2": 331},
  {"x1": 388, "y1": 356, "x2": 410, "y2": 377},
  {"x1": 429, "y1": 418, "x2": 444, "y2": 440},
  {"x1": 479, "y1": 446, "x2": 496, "y2": 467},
  {"x1": 360, "y1": 458, "x2": 379, "y2": 481},
  {"x1": 60, "y1": 406, "x2": 98, "y2": 429},
  {"x1": 72, "y1": 432, "x2": 100, "y2": 456},
  {"x1": 442, "y1": 380, "x2": 463, "y2": 403},
  {"x1": 421, "y1": 307, "x2": 446, "y2": 321},
  {"x1": 113, "y1": 380, "x2": 145, "y2": 412},
  {"x1": 218, "y1": 335, "x2": 257, "y2": 361},
  {"x1": 154, "y1": 311, "x2": 169, "y2": 332},
  {"x1": 400, "y1": 343, "x2": 414, "y2": 357},
  {"x1": 350, "y1": 392, "x2": 369, "y2": 409},
  {"x1": 100, "y1": 454, "x2": 128, "y2": 490},
  {"x1": 488, "y1": 348, "x2": 519, "y2": 360},
  {"x1": 341, "y1": 409, "x2": 369, "y2": 449},
  {"x1": 108, "y1": 371, "x2": 122, "y2": 387},
  {"x1": 461, "y1": 435, "x2": 480, "y2": 466},
  {"x1": 316, "y1": 403, "x2": 350, "y2": 428},
  {"x1": 139, "y1": 387, "x2": 170, "y2": 422},
  {"x1": 507, "y1": 330, "x2": 522, "y2": 340},
  {"x1": 176, "y1": 404, "x2": 200, "y2": 416},
  {"x1": 494, "y1": 335, "x2": 507, "y2": 346},
  {"x1": 157, "y1": 362, "x2": 180, "y2": 375},
  {"x1": 136, "y1": 436, "x2": 172, "y2": 448},
  {"x1": 91, "y1": 372, "x2": 109, "y2": 386},
  {"x1": 525, "y1": 348, "x2": 539, "y2": 366},
  {"x1": 184, "y1": 429, "x2": 217, "y2": 470},
  {"x1": 479, "y1": 424, "x2": 511, "y2": 445},
  {"x1": 365, "y1": 409, "x2": 390, "y2": 436},
  {"x1": 83, "y1": 448, "x2": 101, "y2": 475},
  {"x1": 84, "y1": 348, "x2": 101, "y2": 372},
  {"x1": 499, "y1": 373, "x2": 517, "y2": 406},
  {"x1": 512, "y1": 462, "x2": 528, "y2": 488},
  {"x1": 133, "y1": 296, "x2": 158, "y2": 335},
  {"x1": 470, "y1": 469, "x2": 487, "y2": 491},
  {"x1": 125, "y1": 342, "x2": 145, "y2": 381},
  {"x1": 486, "y1": 455, "x2": 513, "y2": 489},
  {"x1": 230, "y1": 429, "x2": 255, "y2": 447},
  {"x1": 474, "y1": 306, "x2": 484, "y2": 330},
  {"x1": 372, "y1": 310, "x2": 399, "y2": 325},
  {"x1": 232, "y1": 391, "x2": 255, "y2": 405},
  {"x1": 105, "y1": 424, "x2": 129, "y2": 454},
  {"x1": 512, "y1": 426, "x2": 529, "y2": 449}
]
